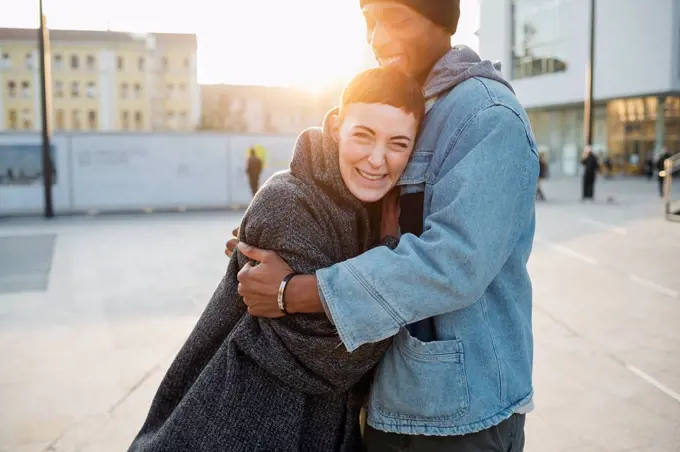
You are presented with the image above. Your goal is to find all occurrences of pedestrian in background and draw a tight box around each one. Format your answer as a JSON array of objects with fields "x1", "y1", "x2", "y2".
[
  {"x1": 656, "y1": 147, "x2": 671, "y2": 197},
  {"x1": 246, "y1": 147, "x2": 263, "y2": 197},
  {"x1": 536, "y1": 153, "x2": 548, "y2": 201},
  {"x1": 581, "y1": 146, "x2": 599, "y2": 201},
  {"x1": 603, "y1": 155, "x2": 613, "y2": 178}
]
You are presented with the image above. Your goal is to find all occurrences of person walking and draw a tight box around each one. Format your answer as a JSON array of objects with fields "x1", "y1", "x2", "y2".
[
  {"x1": 537, "y1": 153, "x2": 548, "y2": 201},
  {"x1": 246, "y1": 147, "x2": 263, "y2": 197},
  {"x1": 581, "y1": 146, "x2": 599, "y2": 201},
  {"x1": 656, "y1": 148, "x2": 671, "y2": 197}
]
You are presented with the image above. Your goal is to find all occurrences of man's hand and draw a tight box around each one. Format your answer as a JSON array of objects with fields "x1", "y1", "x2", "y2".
[
  {"x1": 225, "y1": 227, "x2": 239, "y2": 258},
  {"x1": 237, "y1": 243, "x2": 293, "y2": 318}
]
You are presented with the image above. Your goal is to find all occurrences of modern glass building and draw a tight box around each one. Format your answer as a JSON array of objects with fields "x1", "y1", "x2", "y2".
[{"x1": 480, "y1": 0, "x2": 679, "y2": 176}]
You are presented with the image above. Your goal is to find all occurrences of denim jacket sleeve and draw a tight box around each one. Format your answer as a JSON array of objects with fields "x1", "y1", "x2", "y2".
[{"x1": 317, "y1": 105, "x2": 538, "y2": 352}]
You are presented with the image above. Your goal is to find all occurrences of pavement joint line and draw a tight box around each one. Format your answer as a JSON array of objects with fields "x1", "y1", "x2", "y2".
[
  {"x1": 38, "y1": 344, "x2": 184, "y2": 452},
  {"x1": 42, "y1": 420, "x2": 77, "y2": 452},
  {"x1": 107, "y1": 362, "x2": 162, "y2": 416},
  {"x1": 629, "y1": 274, "x2": 678, "y2": 298},
  {"x1": 45, "y1": 357, "x2": 176, "y2": 452},
  {"x1": 535, "y1": 302, "x2": 680, "y2": 407},
  {"x1": 107, "y1": 340, "x2": 187, "y2": 417},
  {"x1": 579, "y1": 217, "x2": 627, "y2": 235},
  {"x1": 535, "y1": 303, "x2": 680, "y2": 408},
  {"x1": 548, "y1": 242, "x2": 599, "y2": 265},
  {"x1": 533, "y1": 305, "x2": 580, "y2": 338},
  {"x1": 625, "y1": 365, "x2": 680, "y2": 404}
]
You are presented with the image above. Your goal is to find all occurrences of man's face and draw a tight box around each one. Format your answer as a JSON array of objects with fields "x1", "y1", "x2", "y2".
[
  {"x1": 363, "y1": 2, "x2": 446, "y2": 80},
  {"x1": 334, "y1": 103, "x2": 418, "y2": 203}
]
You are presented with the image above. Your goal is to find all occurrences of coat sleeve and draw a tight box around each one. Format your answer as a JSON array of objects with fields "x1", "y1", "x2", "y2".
[{"x1": 235, "y1": 178, "x2": 391, "y2": 395}]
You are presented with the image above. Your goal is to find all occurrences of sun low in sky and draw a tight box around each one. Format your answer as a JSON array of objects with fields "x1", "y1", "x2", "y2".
[{"x1": 1, "y1": 0, "x2": 479, "y2": 90}]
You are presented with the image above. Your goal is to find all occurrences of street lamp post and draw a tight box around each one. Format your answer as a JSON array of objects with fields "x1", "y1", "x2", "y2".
[
  {"x1": 38, "y1": 0, "x2": 54, "y2": 218},
  {"x1": 584, "y1": 0, "x2": 596, "y2": 149}
]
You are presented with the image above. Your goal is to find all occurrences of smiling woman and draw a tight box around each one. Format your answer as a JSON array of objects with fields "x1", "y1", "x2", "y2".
[{"x1": 128, "y1": 67, "x2": 424, "y2": 452}]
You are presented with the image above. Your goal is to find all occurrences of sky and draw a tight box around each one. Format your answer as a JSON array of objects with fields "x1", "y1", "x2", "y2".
[{"x1": 0, "y1": 0, "x2": 479, "y2": 89}]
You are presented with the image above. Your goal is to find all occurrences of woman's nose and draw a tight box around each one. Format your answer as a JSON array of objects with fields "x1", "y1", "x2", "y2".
[{"x1": 367, "y1": 145, "x2": 386, "y2": 168}]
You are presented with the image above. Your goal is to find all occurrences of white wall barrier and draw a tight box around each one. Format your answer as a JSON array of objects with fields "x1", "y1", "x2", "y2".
[{"x1": 0, "y1": 131, "x2": 298, "y2": 216}]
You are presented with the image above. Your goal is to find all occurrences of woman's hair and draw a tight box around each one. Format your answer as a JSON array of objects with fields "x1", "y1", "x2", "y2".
[{"x1": 339, "y1": 67, "x2": 425, "y2": 124}]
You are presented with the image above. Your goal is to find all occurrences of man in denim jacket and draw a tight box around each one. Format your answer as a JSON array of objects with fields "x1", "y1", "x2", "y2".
[{"x1": 233, "y1": 0, "x2": 538, "y2": 450}]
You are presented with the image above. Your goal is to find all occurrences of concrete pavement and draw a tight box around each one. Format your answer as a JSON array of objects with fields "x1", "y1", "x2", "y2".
[{"x1": 0, "y1": 176, "x2": 678, "y2": 452}]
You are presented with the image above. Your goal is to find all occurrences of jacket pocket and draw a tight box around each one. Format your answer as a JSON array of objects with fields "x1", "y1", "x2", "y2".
[{"x1": 371, "y1": 328, "x2": 470, "y2": 421}]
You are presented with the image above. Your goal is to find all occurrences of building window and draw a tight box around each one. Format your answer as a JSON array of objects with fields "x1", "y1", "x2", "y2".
[
  {"x1": 8, "y1": 109, "x2": 17, "y2": 129},
  {"x1": 167, "y1": 111, "x2": 175, "y2": 128},
  {"x1": 162, "y1": 56, "x2": 168, "y2": 70},
  {"x1": 117, "y1": 56, "x2": 124, "y2": 70},
  {"x1": 122, "y1": 111, "x2": 130, "y2": 129},
  {"x1": 71, "y1": 54, "x2": 79, "y2": 70},
  {"x1": 134, "y1": 83, "x2": 142, "y2": 99},
  {"x1": 87, "y1": 82, "x2": 96, "y2": 98},
  {"x1": 134, "y1": 111, "x2": 143, "y2": 129},
  {"x1": 179, "y1": 111, "x2": 187, "y2": 128},
  {"x1": 167, "y1": 83, "x2": 174, "y2": 97},
  {"x1": 25, "y1": 53, "x2": 33, "y2": 70},
  {"x1": 54, "y1": 54, "x2": 63, "y2": 70},
  {"x1": 138, "y1": 56, "x2": 145, "y2": 71},
  {"x1": 86, "y1": 55, "x2": 96, "y2": 70},
  {"x1": 55, "y1": 109, "x2": 65, "y2": 129},
  {"x1": 88, "y1": 110, "x2": 97, "y2": 129},
  {"x1": 21, "y1": 81, "x2": 30, "y2": 98},
  {"x1": 511, "y1": 0, "x2": 568, "y2": 80},
  {"x1": 21, "y1": 109, "x2": 31, "y2": 129},
  {"x1": 7, "y1": 81, "x2": 16, "y2": 97},
  {"x1": 72, "y1": 110, "x2": 81, "y2": 130},
  {"x1": 178, "y1": 83, "x2": 186, "y2": 95},
  {"x1": 1, "y1": 52, "x2": 10, "y2": 69},
  {"x1": 55, "y1": 81, "x2": 64, "y2": 97},
  {"x1": 71, "y1": 81, "x2": 80, "y2": 97},
  {"x1": 184, "y1": 57, "x2": 190, "y2": 69},
  {"x1": 121, "y1": 82, "x2": 129, "y2": 98}
]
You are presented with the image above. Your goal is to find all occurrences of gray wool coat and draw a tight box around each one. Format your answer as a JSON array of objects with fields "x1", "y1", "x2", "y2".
[{"x1": 128, "y1": 118, "x2": 392, "y2": 452}]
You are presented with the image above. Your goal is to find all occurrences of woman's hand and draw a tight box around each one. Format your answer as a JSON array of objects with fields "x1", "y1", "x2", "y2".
[
  {"x1": 225, "y1": 227, "x2": 239, "y2": 258},
  {"x1": 380, "y1": 188, "x2": 400, "y2": 240}
]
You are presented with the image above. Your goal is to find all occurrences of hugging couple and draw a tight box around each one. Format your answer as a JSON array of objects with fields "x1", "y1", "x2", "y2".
[{"x1": 129, "y1": 0, "x2": 538, "y2": 451}]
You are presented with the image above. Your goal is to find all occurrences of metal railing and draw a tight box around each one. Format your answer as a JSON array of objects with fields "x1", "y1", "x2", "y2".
[{"x1": 664, "y1": 153, "x2": 680, "y2": 222}]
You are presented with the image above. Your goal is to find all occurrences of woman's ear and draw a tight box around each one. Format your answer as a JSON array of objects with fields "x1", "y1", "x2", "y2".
[{"x1": 329, "y1": 114, "x2": 341, "y2": 143}]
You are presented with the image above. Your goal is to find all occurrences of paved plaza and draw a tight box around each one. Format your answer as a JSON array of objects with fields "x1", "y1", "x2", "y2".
[{"x1": 0, "y1": 177, "x2": 679, "y2": 452}]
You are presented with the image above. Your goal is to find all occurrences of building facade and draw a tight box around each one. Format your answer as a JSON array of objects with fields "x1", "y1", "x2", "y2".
[
  {"x1": 200, "y1": 84, "x2": 339, "y2": 135},
  {"x1": 480, "y1": 0, "x2": 679, "y2": 175},
  {"x1": 0, "y1": 28, "x2": 200, "y2": 132}
]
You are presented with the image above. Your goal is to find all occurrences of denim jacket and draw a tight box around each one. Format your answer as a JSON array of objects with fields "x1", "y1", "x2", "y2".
[{"x1": 317, "y1": 47, "x2": 539, "y2": 436}]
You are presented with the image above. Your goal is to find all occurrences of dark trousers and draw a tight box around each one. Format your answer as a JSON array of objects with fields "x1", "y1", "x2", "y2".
[
  {"x1": 582, "y1": 175, "x2": 595, "y2": 199},
  {"x1": 249, "y1": 176, "x2": 260, "y2": 197},
  {"x1": 658, "y1": 175, "x2": 665, "y2": 197},
  {"x1": 364, "y1": 414, "x2": 526, "y2": 452}
]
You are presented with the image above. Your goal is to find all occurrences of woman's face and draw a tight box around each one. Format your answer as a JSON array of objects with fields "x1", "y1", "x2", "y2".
[{"x1": 333, "y1": 103, "x2": 418, "y2": 203}]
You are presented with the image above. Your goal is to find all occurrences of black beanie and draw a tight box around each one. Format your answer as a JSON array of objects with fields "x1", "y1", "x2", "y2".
[{"x1": 360, "y1": 0, "x2": 460, "y2": 35}]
